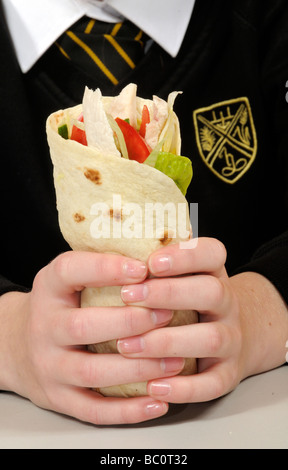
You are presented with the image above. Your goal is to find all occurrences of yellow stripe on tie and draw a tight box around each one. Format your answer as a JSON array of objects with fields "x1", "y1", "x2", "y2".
[
  {"x1": 55, "y1": 41, "x2": 71, "y2": 60},
  {"x1": 85, "y1": 19, "x2": 95, "y2": 34},
  {"x1": 111, "y1": 22, "x2": 122, "y2": 37},
  {"x1": 66, "y1": 31, "x2": 119, "y2": 85},
  {"x1": 134, "y1": 30, "x2": 145, "y2": 48},
  {"x1": 134, "y1": 30, "x2": 143, "y2": 42},
  {"x1": 104, "y1": 34, "x2": 135, "y2": 69}
]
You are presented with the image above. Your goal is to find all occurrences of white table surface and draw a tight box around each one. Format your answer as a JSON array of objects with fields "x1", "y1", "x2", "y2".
[{"x1": 1, "y1": 365, "x2": 288, "y2": 449}]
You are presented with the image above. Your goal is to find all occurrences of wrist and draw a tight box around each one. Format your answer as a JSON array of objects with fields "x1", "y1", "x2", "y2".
[
  {"x1": 0, "y1": 291, "x2": 30, "y2": 393},
  {"x1": 230, "y1": 272, "x2": 288, "y2": 380}
]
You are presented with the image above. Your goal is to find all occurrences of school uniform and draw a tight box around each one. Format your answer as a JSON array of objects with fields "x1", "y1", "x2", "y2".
[{"x1": 1, "y1": 0, "x2": 288, "y2": 305}]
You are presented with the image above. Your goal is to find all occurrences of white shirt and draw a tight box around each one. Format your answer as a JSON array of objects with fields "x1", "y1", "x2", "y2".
[{"x1": 2, "y1": 0, "x2": 196, "y2": 73}]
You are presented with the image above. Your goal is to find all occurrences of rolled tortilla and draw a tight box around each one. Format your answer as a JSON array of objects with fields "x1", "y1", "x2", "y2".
[{"x1": 46, "y1": 85, "x2": 198, "y2": 397}]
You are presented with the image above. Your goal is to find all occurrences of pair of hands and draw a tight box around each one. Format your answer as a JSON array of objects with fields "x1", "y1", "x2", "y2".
[{"x1": 2, "y1": 237, "x2": 284, "y2": 425}]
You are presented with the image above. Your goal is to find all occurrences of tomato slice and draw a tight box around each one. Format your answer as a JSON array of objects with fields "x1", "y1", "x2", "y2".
[
  {"x1": 139, "y1": 105, "x2": 150, "y2": 138},
  {"x1": 71, "y1": 126, "x2": 87, "y2": 145},
  {"x1": 70, "y1": 113, "x2": 87, "y2": 146},
  {"x1": 115, "y1": 118, "x2": 150, "y2": 163}
]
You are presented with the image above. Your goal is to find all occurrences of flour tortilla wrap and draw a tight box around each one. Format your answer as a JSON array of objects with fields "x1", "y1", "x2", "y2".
[{"x1": 46, "y1": 84, "x2": 198, "y2": 397}]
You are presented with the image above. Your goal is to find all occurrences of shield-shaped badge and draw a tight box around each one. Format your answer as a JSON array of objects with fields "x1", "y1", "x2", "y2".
[{"x1": 193, "y1": 97, "x2": 257, "y2": 184}]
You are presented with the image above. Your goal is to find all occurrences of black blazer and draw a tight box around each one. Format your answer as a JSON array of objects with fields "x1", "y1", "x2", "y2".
[{"x1": 1, "y1": 0, "x2": 288, "y2": 303}]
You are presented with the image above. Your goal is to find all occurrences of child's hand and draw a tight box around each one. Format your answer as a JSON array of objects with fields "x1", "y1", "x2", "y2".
[
  {"x1": 0, "y1": 251, "x2": 185, "y2": 424},
  {"x1": 118, "y1": 237, "x2": 288, "y2": 403}
]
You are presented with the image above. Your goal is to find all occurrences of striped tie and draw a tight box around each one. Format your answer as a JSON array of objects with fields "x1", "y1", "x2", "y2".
[{"x1": 55, "y1": 17, "x2": 148, "y2": 86}]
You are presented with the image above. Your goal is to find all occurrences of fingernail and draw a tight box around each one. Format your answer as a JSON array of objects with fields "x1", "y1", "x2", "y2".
[
  {"x1": 117, "y1": 336, "x2": 145, "y2": 354},
  {"x1": 149, "y1": 255, "x2": 172, "y2": 274},
  {"x1": 121, "y1": 284, "x2": 148, "y2": 303},
  {"x1": 149, "y1": 381, "x2": 171, "y2": 397},
  {"x1": 145, "y1": 401, "x2": 168, "y2": 418},
  {"x1": 161, "y1": 357, "x2": 184, "y2": 373},
  {"x1": 123, "y1": 260, "x2": 147, "y2": 279},
  {"x1": 151, "y1": 309, "x2": 173, "y2": 325}
]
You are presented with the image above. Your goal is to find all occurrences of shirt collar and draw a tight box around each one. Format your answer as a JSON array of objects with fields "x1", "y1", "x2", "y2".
[{"x1": 2, "y1": 0, "x2": 196, "y2": 73}]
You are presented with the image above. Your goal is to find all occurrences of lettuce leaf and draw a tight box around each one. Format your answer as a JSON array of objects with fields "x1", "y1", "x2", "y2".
[{"x1": 145, "y1": 151, "x2": 192, "y2": 195}]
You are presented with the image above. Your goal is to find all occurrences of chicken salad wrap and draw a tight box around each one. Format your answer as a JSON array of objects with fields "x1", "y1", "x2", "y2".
[{"x1": 46, "y1": 83, "x2": 197, "y2": 397}]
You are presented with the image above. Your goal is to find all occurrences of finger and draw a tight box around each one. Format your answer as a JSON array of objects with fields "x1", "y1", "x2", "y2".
[
  {"x1": 147, "y1": 362, "x2": 237, "y2": 403},
  {"x1": 46, "y1": 387, "x2": 168, "y2": 425},
  {"x1": 54, "y1": 350, "x2": 185, "y2": 388},
  {"x1": 42, "y1": 251, "x2": 147, "y2": 296},
  {"x1": 148, "y1": 237, "x2": 227, "y2": 278},
  {"x1": 121, "y1": 275, "x2": 231, "y2": 315},
  {"x1": 117, "y1": 322, "x2": 233, "y2": 359},
  {"x1": 53, "y1": 306, "x2": 173, "y2": 346}
]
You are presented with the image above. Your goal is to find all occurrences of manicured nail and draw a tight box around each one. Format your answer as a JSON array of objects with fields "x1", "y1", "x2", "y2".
[
  {"x1": 117, "y1": 336, "x2": 145, "y2": 354},
  {"x1": 149, "y1": 255, "x2": 172, "y2": 274},
  {"x1": 149, "y1": 381, "x2": 171, "y2": 397},
  {"x1": 151, "y1": 309, "x2": 173, "y2": 325},
  {"x1": 123, "y1": 260, "x2": 147, "y2": 279},
  {"x1": 145, "y1": 401, "x2": 168, "y2": 418},
  {"x1": 161, "y1": 357, "x2": 184, "y2": 373},
  {"x1": 121, "y1": 284, "x2": 148, "y2": 303}
]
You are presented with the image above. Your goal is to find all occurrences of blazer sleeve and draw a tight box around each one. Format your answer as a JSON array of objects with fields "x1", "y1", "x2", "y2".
[{"x1": 234, "y1": 0, "x2": 288, "y2": 304}]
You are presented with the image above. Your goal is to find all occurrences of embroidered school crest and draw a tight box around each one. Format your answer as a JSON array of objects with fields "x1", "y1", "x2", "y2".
[{"x1": 193, "y1": 97, "x2": 257, "y2": 184}]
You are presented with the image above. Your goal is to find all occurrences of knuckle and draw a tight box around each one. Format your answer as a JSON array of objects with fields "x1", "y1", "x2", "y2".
[
  {"x1": 123, "y1": 307, "x2": 140, "y2": 334},
  {"x1": 160, "y1": 328, "x2": 175, "y2": 355},
  {"x1": 227, "y1": 364, "x2": 240, "y2": 390},
  {"x1": 162, "y1": 278, "x2": 176, "y2": 304},
  {"x1": 206, "y1": 321, "x2": 241, "y2": 359},
  {"x1": 207, "y1": 323, "x2": 225, "y2": 355},
  {"x1": 207, "y1": 276, "x2": 225, "y2": 308},
  {"x1": 212, "y1": 238, "x2": 227, "y2": 264},
  {"x1": 52, "y1": 252, "x2": 73, "y2": 284},
  {"x1": 79, "y1": 357, "x2": 99, "y2": 387},
  {"x1": 210, "y1": 373, "x2": 227, "y2": 398},
  {"x1": 210, "y1": 365, "x2": 240, "y2": 400},
  {"x1": 92, "y1": 255, "x2": 107, "y2": 281},
  {"x1": 67, "y1": 310, "x2": 86, "y2": 343},
  {"x1": 93, "y1": 254, "x2": 125, "y2": 285},
  {"x1": 130, "y1": 357, "x2": 157, "y2": 382},
  {"x1": 80, "y1": 401, "x2": 102, "y2": 425},
  {"x1": 132, "y1": 358, "x2": 146, "y2": 379},
  {"x1": 206, "y1": 238, "x2": 227, "y2": 267},
  {"x1": 32, "y1": 267, "x2": 45, "y2": 291}
]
